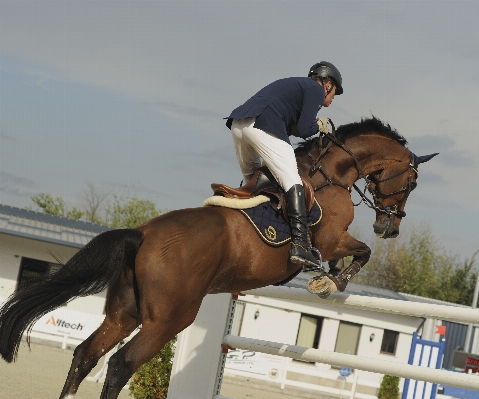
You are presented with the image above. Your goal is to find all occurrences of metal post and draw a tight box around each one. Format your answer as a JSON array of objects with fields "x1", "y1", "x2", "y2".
[
  {"x1": 464, "y1": 272, "x2": 479, "y2": 353},
  {"x1": 166, "y1": 294, "x2": 233, "y2": 399}
]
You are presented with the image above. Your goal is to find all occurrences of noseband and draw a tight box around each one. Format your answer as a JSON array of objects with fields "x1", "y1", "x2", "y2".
[{"x1": 307, "y1": 122, "x2": 417, "y2": 219}]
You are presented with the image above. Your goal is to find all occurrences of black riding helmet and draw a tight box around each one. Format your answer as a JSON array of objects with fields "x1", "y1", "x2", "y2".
[{"x1": 308, "y1": 61, "x2": 343, "y2": 95}]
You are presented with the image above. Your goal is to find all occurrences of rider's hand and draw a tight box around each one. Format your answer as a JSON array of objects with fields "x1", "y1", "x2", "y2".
[{"x1": 316, "y1": 118, "x2": 329, "y2": 134}]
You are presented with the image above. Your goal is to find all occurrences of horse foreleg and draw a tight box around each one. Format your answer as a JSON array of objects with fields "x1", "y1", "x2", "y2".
[
  {"x1": 309, "y1": 230, "x2": 371, "y2": 297},
  {"x1": 328, "y1": 258, "x2": 344, "y2": 276}
]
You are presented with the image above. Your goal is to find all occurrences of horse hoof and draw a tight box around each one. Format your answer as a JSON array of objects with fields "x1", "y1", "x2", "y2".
[{"x1": 306, "y1": 275, "x2": 338, "y2": 298}]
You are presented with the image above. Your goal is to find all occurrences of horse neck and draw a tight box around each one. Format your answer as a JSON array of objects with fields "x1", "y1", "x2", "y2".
[
  {"x1": 346, "y1": 134, "x2": 410, "y2": 178},
  {"x1": 297, "y1": 134, "x2": 410, "y2": 188}
]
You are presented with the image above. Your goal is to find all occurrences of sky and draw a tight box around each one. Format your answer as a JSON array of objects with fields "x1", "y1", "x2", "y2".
[{"x1": 0, "y1": 1, "x2": 478, "y2": 261}]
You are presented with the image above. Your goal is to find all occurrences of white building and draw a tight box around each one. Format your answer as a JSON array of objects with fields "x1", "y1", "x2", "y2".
[{"x1": 0, "y1": 204, "x2": 111, "y2": 346}]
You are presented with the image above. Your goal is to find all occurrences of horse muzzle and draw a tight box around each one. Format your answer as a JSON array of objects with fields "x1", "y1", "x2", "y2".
[{"x1": 373, "y1": 216, "x2": 399, "y2": 239}]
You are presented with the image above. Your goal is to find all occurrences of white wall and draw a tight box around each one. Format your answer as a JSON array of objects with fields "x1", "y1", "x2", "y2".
[
  {"x1": 240, "y1": 294, "x2": 422, "y2": 334},
  {"x1": 0, "y1": 233, "x2": 107, "y2": 315},
  {"x1": 237, "y1": 293, "x2": 422, "y2": 386},
  {"x1": 240, "y1": 302, "x2": 301, "y2": 344}
]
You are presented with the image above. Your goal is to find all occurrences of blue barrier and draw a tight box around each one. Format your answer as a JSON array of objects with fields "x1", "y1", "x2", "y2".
[{"x1": 402, "y1": 332, "x2": 446, "y2": 399}]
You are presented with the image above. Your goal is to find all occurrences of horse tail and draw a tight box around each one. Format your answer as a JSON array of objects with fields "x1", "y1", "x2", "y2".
[{"x1": 0, "y1": 228, "x2": 143, "y2": 363}]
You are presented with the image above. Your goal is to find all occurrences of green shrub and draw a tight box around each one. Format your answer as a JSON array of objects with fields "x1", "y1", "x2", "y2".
[
  {"x1": 129, "y1": 337, "x2": 176, "y2": 399},
  {"x1": 378, "y1": 374, "x2": 400, "y2": 399}
]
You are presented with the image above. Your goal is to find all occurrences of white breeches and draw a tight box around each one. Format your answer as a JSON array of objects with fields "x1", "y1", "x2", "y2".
[{"x1": 230, "y1": 118, "x2": 302, "y2": 192}]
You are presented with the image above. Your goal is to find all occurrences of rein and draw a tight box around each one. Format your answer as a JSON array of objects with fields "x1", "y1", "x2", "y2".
[
  {"x1": 306, "y1": 122, "x2": 417, "y2": 219},
  {"x1": 308, "y1": 119, "x2": 365, "y2": 193}
]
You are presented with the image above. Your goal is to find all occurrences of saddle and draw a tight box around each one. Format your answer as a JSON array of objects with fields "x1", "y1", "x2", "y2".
[{"x1": 211, "y1": 167, "x2": 315, "y2": 220}]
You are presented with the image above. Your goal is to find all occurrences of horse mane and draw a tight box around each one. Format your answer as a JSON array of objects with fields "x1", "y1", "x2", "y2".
[{"x1": 296, "y1": 116, "x2": 408, "y2": 152}]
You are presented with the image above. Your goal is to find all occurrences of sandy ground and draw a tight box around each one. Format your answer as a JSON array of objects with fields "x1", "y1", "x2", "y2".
[
  {"x1": 0, "y1": 341, "x2": 335, "y2": 399},
  {"x1": 0, "y1": 341, "x2": 131, "y2": 399}
]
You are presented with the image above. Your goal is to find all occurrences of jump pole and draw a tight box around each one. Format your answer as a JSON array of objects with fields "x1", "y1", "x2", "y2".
[
  {"x1": 243, "y1": 286, "x2": 479, "y2": 324},
  {"x1": 223, "y1": 334, "x2": 479, "y2": 391}
]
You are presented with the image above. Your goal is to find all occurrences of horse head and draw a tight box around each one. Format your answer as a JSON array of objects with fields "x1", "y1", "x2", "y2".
[
  {"x1": 296, "y1": 118, "x2": 439, "y2": 296},
  {"x1": 297, "y1": 117, "x2": 439, "y2": 241},
  {"x1": 368, "y1": 152, "x2": 438, "y2": 238}
]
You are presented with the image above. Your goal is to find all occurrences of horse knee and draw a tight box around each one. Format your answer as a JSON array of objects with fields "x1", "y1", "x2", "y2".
[
  {"x1": 362, "y1": 246, "x2": 371, "y2": 259},
  {"x1": 72, "y1": 340, "x2": 90, "y2": 360},
  {"x1": 72, "y1": 341, "x2": 100, "y2": 369},
  {"x1": 355, "y1": 245, "x2": 371, "y2": 262}
]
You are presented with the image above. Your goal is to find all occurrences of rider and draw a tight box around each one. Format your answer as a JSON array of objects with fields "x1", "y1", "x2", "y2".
[{"x1": 225, "y1": 61, "x2": 343, "y2": 269}]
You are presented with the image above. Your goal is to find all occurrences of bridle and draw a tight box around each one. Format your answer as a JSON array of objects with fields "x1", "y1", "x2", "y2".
[
  {"x1": 306, "y1": 120, "x2": 417, "y2": 219},
  {"x1": 354, "y1": 152, "x2": 418, "y2": 218}
]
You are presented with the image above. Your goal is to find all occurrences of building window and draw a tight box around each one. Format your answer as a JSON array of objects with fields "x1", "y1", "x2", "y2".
[
  {"x1": 335, "y1": 321, "x2": 361, "y2": 355},
  {"x1": 296, "y1": 314, "x2": 323, "y2": 349},
  {"x1": 17, "y1": 257, "x2": 61, "y2": 290},
  {"x1": 381, "y1": 329, "x2": 399, "y2": 355}
]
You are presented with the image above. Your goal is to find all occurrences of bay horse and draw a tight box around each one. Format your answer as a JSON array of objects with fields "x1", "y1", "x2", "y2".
[{"x1": 0, "y1": 117, "x2": 437, "y2": 399}]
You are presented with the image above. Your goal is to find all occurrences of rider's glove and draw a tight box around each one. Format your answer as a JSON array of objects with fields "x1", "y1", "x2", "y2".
[{"x1": 316, "y1": 118, "x2": 329, "y2": 134}]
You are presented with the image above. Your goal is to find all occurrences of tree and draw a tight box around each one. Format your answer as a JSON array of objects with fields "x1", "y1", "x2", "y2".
[
  {"x1": 354, "y1": 222, "x2": 479, "y2": 306},
  {"x1": 80, "y1": 181, "x2": 110, "y2": 224},
  {"x1": 30, "y1": 184, "x2": 161, "y2": 228},
  {"x1": 31, "y1": 193, "x2": 83, "y2": 220},
  {"x1": 107, "y1": 196, "x2": 160, "y2": 229},
  {"x1": 129, "y1": 337, "x2": 176, "y2": 399},
  {"x1": 378, "y1": 375, "x2": 400, "y2": 399}
]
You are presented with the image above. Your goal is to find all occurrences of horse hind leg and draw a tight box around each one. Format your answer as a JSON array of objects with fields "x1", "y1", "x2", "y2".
[
  {"x1": 59, "y1": 270, "x2": 140, "y2": 399},
  {"x1": 99, "y1": 297, "x2": 204, "y2": 399},
  {"x1": 59, "y1": 316, "x2": 138, "y2": 399}
]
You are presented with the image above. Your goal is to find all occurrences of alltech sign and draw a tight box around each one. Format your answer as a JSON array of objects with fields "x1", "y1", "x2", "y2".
[
  {"x1": 45, "y1": 315, "x2": 85, "y2": 331},
  {"x1": 33, "y1": 308, "x2": 104, "y2": 339}
]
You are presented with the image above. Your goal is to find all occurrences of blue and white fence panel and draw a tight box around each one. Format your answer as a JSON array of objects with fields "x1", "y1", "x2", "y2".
[{"x1": 403, "y1": 332, "x2": 445, "y2": 399}]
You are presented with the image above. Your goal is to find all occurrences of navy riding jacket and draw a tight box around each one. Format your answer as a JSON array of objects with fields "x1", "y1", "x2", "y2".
[{"x1": 226, "y1": 77, "x2": 325, "y2": 144}]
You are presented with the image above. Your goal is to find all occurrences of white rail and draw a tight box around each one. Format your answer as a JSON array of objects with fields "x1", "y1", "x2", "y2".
[
  {"x1": 223, "y1": 335, "x2": 479, "y2": 391},
  {"x1": 243, "y1": 286, "x2": 479, "y2": 324}
]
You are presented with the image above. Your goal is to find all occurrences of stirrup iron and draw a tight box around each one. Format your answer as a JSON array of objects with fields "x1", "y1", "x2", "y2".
[{"x1": 302, "y1": 246, "x2": 324, "y2": 273}]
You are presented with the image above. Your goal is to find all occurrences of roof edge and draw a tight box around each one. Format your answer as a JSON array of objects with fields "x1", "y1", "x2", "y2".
[{"x1": 0, "y1": 204, "x2": 112, "y2": 233}]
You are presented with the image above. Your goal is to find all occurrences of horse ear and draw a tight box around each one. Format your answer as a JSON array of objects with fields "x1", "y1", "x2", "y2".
[
  {"x1": 417, "y1": 153, "x2": 439, "y2": 164},
  {"x1": 412, "y1": 152, "x2": 439, "y2": 168}
]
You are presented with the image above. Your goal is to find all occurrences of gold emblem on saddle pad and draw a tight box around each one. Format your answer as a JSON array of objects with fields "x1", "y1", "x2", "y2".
[{"x1": 264, "y1": 226, "x2": 277, "y2": 241}]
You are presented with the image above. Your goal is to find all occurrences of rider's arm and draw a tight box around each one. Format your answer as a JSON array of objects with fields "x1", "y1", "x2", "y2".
[{"x1": 295, "y1": 84, "x2": 325, "y2": 139}]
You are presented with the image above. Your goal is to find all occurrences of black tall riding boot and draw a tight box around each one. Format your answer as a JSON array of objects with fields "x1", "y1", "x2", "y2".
[{"x1": 286, "y1": 184, "x2": 322, "y2": 269}]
